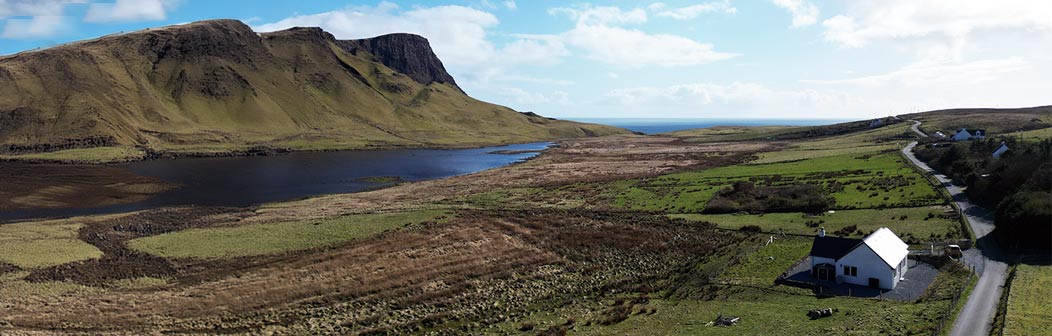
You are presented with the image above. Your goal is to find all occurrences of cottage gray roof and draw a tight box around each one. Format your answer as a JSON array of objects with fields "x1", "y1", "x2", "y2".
[{"x1": 809, "y1": 236, "x2": 862, "y2": 260}]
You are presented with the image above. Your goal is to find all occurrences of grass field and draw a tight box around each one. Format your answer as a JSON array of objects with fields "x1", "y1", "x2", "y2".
[
  {"x1": 665, "y1": 126, "x2": 801, "y2": 142},
  {"x1": 753, "y1": 144, "x2": 900, "y2": 164},
  {"x1": 608, "y1": 151, "x2": 943, "y2": 212},
  {"x1": 1016, "y1": 127, "x2": 1052, "y2": 142},
  {"x1": 565, "y1": 292, "x2": 943, "y2": 336},
  {"x1": 714, "y1": 236, "x2": 812, "y2": 287},
  {"x1": 753, "y1": 123, "x2": 913, "y2": 163},
  {"x1": 1004, "y1": 265, "x2": 1052, "y2": 336},
  {"x1": 127, "y1": 210, "x2": 452, "y2": 259},
  {"x1": 673, "y1": 206, "x2": 963, "y2": 242},
  {"x1": 481, "y1": 233, "x2": 961, "y2": 336},
  {"x1": 0, "y1": 146, "x2": 147, "y2": 163},
  {"x1": 0, "y1": 221, "x2": 103, "y2": 268},
  {"x1": 0, "y1": 271, "x2": 99, "y2": 299}
]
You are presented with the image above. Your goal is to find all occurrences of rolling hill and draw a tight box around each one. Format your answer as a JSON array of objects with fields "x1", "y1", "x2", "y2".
[{"x1": 0, "y1": 19, "x2": 628, "y2": 159}]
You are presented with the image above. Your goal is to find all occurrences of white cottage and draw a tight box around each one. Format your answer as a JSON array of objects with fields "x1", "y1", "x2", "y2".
[
  {"x1": 992, "y1": 142, "x2": 1010, "y2": 158},
  {"x1": 952, "y1": 128, "x2": 986, "y2": 141},
  {"x1": 809, "y1": 227, "x2": 909, "y2": 290}
]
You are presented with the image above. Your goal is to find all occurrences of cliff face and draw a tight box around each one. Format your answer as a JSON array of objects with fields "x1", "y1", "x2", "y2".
[
  {"x1": 338, "y1": 34, "x2": 459, "y2": 90},
  {"x1": 0, "y1": 20, "x2": 627, "y2": 155}
]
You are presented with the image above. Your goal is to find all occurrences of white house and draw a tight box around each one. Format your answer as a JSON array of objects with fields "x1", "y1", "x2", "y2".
[
  {"x1": 809, "y1": 227, "x2": 909, "y2": 290},
  {"x1": 992, "y1": 142, "x2": 1010, "y2": 158},
  {"x1": 952, "y1": 128, "x2": 986, "y2": 141}
]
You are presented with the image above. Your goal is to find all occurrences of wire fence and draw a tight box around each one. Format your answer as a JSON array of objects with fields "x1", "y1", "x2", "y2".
[{"x1": 931, "y1": 271, "x2": 975, "y2": 336}]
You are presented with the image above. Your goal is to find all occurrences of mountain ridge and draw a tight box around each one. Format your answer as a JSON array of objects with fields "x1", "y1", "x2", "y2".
[{"x1": 0, "y1": 19, "x2": 628, "y2": 159}]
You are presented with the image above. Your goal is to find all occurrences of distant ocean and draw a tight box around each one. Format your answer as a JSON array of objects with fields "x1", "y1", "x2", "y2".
[{"x1": 568, "y1": 118, "x2": 853, "y2": 135}]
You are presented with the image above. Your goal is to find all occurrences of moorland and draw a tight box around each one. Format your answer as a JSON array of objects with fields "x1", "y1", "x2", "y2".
[{"x1": 2, "y1": 107, "x2": 1049, "y2": 335}]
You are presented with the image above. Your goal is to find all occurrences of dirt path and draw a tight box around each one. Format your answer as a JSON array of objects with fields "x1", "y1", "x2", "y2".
[{"x1": 902, "y1": 141, "x2": 1008, "y2": 336}]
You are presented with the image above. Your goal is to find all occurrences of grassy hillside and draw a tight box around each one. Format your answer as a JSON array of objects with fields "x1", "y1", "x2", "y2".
[
  {"x1": 900, "y1": 106, "x2": 1052, "y2": 135},
  {"x1": 0, "y1": 20, "x2": 627, "y2": 161}
]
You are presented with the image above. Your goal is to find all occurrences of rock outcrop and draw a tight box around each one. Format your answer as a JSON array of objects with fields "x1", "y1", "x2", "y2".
[{"x1": 338, "y1": 34, "x2": 459, "y2": 90}]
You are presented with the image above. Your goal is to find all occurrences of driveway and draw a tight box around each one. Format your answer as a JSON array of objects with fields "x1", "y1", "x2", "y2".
[
  {"x1": 784, "y1": 256, "x2": 938, "y2": 302},
  {"x1": 901, "y1": 141, "x2": 1010, "y2": 336}
]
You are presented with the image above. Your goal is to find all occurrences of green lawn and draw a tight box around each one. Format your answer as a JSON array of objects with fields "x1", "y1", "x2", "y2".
[
  {"x1": 0, "y1": 221, "x2": 103, "y2": 268},
  {"x1": 126, "y1": 210, "x2": 452, "y2": 259},
  {"x1": 672, "y1": 206, "x2": 962, "y2": 241},
  {"x1": 1004, "y1": 265, "x2": 1052, "y2": 336},
  {"x1": 714, "y1": 236, "x2": 813, "y2": 287}
]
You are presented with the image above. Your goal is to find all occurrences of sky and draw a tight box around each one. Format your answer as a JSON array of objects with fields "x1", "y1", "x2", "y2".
[{"x1": 1, "y1": 1, "x2": 1050, "y2": 120}]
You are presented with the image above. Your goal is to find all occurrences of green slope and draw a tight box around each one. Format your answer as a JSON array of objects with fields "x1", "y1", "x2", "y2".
[{"x1": 0, "y1": 20, "x2": 628, "y2": 160}]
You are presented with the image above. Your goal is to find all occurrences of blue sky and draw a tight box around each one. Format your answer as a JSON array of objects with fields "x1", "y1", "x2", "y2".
[{"x1": 1, "y1": 1, "x2": 1050, "y2": 119}]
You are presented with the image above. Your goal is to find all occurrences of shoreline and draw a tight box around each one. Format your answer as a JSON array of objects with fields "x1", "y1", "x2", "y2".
[
  {"x1": 0, "y1": 139, "x2": 563, "y2": 165},
  {"x1": 0, "y1": 141, "x2": 557, "y2": 223}
]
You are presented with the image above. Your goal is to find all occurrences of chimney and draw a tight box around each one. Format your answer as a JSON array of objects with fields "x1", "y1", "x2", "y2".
[{"x1": 819, "y1": 227, "x2": 826, "y2": 237}]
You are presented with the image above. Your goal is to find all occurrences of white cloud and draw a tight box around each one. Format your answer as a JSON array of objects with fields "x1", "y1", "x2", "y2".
[
  {"x1": 654, "y1": 1, "x2": 736, "y2": 20},
  {"x1": 502, "y1": 75, "x2": 574, "y2": 86},
  {"x1": 563, "y1": 25, "x2": 737, "y2": 67},
  {"x1": 771, "y1": 0, "x2": 818, "y2": 27},
  {"x1": 546, "y1": 4, "x2": 737, "y2": 67},
  {"x1": 84, "y1": 0, "x2": 179, "y2": 23},
  {"x1": 815, "y1": 0, "x2": 1050, "y2": 96},
  {"x1": 499, "y1": 87, "x2": 569, "y2": 104},
  {"x1": 821, "y1": 0, "x2": 1052, "y2": 49},
  {"x1": 498, "y1": 37, "x2": 568, "y2": 66},
  {"x1": 503, "y1": 1, "x2": 516, "y2": 10},
  {"x1": 1, "y1": 15, "x2": 66, "y2": 39},
  {"x1": 802, "y1": 58, "x2": 1028, "y2": 87},
  {"x1": 549, "y1": 5, "x2": 647, "y2": 26},
  {"x1": 600, "y1": 82, "x2": 861, "y2": 118},
  {"x1": 0, "y1": 0, "x2": 81, "y2": 38},
  {"x1": 0, "y1": 0, "x2": 82, "y2": 38}
]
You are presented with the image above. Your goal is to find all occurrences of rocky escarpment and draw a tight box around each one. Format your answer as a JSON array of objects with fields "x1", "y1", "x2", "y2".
[
  {"x1": 338, "y1": 34, "x2": 459, "y2": 90},
  {"x1": 0, "y1": 19, "x2": 628, "y2": 157}
]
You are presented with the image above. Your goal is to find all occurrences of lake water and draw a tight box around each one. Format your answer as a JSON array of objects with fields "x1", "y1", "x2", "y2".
[
  {"x1": 0, "y1": 142, "x2": 549, "y2": 221},
  {"x1": 569, "y1": 118, "x2": 852, "y2": 134}
]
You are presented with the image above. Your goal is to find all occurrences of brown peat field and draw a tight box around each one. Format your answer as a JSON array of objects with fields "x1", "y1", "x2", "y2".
[{"x1": 1, "y1": 113, "x2": 1049, "y2": 335}]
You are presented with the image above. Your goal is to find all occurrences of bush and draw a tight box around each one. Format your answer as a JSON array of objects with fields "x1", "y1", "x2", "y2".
[
  {"x1": 739, "y1": 225, "x2": 762, "y2": 233},
  {"x1": 702, "y1": 181, "x2": 832, "y2": 214},
  {"x1": 995, "y1": 191, "x2": 1052, "y2": 250}
]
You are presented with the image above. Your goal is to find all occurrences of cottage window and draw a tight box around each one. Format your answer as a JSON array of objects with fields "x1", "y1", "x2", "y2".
[{"x1": 842, "y1": 265, "x2": 857, "y2": 276}]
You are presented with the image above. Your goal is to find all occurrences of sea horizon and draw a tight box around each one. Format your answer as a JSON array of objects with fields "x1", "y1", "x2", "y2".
[{"x1": 565, "y1": 117, "x2": 856, "y2": 134}]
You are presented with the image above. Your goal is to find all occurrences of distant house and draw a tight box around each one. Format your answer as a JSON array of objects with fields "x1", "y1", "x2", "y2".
[
  {"x1": 868, "y1": 119, "x2": 885, "y2": 128},
  {"x1": 809, "y1": 227, "x2": 909, "y2": 290},
  {"x1": 992, "y1": 142, "x2": 1010, "y2": 158},
  {"x1": 952, "y1": 128, "x2": 986, "y2": 141}
]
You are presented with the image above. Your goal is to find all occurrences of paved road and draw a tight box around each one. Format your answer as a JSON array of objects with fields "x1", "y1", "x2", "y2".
[
  {"x1": 901, "y1": 141, "x2": 1009, "y2": 336},
  {"x1": 909, "y1": 120, "x2": 928, "y2": 137}
]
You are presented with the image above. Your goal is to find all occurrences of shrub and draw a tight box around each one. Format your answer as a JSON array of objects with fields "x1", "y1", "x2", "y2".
[{"x1": 739, "y1": 225, "x2": 762, "y2": 233}]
